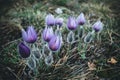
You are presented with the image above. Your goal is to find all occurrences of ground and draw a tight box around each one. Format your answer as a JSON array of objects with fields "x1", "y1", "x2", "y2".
[{"x1": 0, "y1": 0, "x2": 120, "y2": 80}]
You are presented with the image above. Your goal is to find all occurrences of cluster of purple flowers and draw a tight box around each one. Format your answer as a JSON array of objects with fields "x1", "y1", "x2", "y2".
[
  {"x1": 67, "y1": 12, "x2": 103, "y2": 31},
  {"x1": 18, "y1": 14, "x2": 64, "y2": 67},
  {"x1": 18, "y1": 13, "x2": 103, "y2": 68},
  {"x1": 45, "y1": 14, "x2": 63, "y2": 27},
  {"x1": 43, "y1": 14, "x2": 63, "y2": 51},
  {"x1": 67, "y1": 13, "x2": 103, "y2": 44},
  {"x1": 18, "y1": 26, "x2": 37, "y2": 58}
]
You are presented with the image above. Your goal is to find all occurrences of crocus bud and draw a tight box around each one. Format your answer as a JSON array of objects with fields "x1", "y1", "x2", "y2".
[
  {"x1": 67, "y1": 31, "x2": 75, "y2": 43},
  {"x1": 22, "y1": 26, "x2": 37, "y2": 43},
  {"x1": 78, "y1": 26, "x2": 84, "y2": 38},
  {"x1": 84, "y1": 32, "x2": 93, "y2": 43},
  {"x1": 42, "y1": 27, "x2": 54, "y2": 42},
  {"x1": 32, "y1": 48, "x2": 42, "y2": 60},
  {"x1": 76, "y1": 13, "x2": 86, "y2": 25},
  {"x1": 18, "y1": 42, "x2": 30, "y2": 58},
  {"x1": 93, "y1": 21, "x2": 103, "y2": 32},
  {"x1": 42, "y1": 45, "x2": 50, "y2": 56},
  {"x1": 67, "y1": 17, "x2": 77, "y2": 30},
  {"x1": 27, "y1": 57, "x2": 36, "y2": 70},
  {"x1": 45, "y1": 14, "x2": 55, "y2": 26},
  {"x1": 55, "y1": 18, "x2": 63, "y2": 27},
  {"x1": 48, "y1": 35, "x2": 61, "y2": 51},
  {"x1": 44, "y1": 52, "x2": 53, "y2": 66}
]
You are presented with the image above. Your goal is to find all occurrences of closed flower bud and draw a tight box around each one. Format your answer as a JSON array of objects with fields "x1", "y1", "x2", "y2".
[
  {"x1": 93, "y1": 21, "x2": 103, "y2": 32},
  {"x1": 18, "y1": 42, "x2": 30, "y2": 58},
  {"x1": 67, "y1": 31, "x2": 75, "y2": 43},
  {"x1": 78, "y1": 26, "x2": 84, "y2": 38},
  {"x1": 27, "y1": 57, "x2": 36, "y2": 70},
  {"x1": 22, "y1": 26, "x2": 37, "y2": 43},
  {"x1": 48, "y1": 35, "x2": 61, "y2": 51},
  {"x1": 55, "y1": 18, "x2": 63, "y2": 27},
  {"x1": 32, "y1": 48, "x2": 42, "y2": 60},
  {"x1": 45, "y1": 14, "x2": 55, "y2": 26},
  {"x1": 44, "y1": 52, "x2": 53, "y2": 66},
  {"x1": 67, "y1": 17, "x2": 77, "y2": 30},
  {"x1": 84, "y1": 32, "x2": 93, "y2": 43},
  {"x1": 42, "y1": 27, "x2": 54, "y2": 42},
  {"x1": 76, "y1": 13, "x2": 86, "y2": 25},
  {"x1": 42, "y1": 45, "x2": 51, "y2": 57}
]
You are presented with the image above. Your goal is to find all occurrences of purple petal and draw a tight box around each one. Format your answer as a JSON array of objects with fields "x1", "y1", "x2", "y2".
[
  {"x1": 77, "y1": 13, "x2": 86, "y2": 25},
  {"x1": 22, "y1": 29, "x2": 28, "y2": 42},
  {"x1": 67, "y1": 17, "x2": 77, "y2": 30},
  {"x1": 45, "y1": 14, "x2": 55, "y2": 26},
  {"x1": 93, "y1": 21, "x2": 103, "y2": 32},
  {"x1": 18, "y1": 42, "x2": 30, "y2": 58},
  {"x1": 55, "y1": 18, "x2": 63, "y2": 27},
  {"x1": 42, "y1": 27, "x2": 54, "y2": 42},
  {"x1": 29, "y1": 26, "x2": 37, "y2": 38},
  {"x1": 48, "y1": 35, "x2": 61, "y2": 51},
  {"x1": 27, "y1": 26, "x2": 37, "y2": 43}
]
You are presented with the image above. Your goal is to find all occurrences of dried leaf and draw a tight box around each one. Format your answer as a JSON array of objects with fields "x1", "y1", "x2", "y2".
[
  {"x1": 107, "y1": 57, "x2": 117, "y2": 64},
  {"x1": 53, "y1": 55, "x2": 68, "y2": 67},
  {"x1": 88, "y1": 62, "x2": 96, "y2": 70}
]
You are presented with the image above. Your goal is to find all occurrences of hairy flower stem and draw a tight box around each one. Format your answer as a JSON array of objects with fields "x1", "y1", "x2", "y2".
[
  {"x1": 67, "y1": 43, "x2": 72, "y2": 57},
  {"x1": 55, "y1": 50, "x2": 60, "y2": 60},
  {"x1": 33, "y1": 64, "x2": 39, "y2": 78},
  {"x1": 77, "y1": 25, "x2": 84, "y2": 57},
  {"x1": 78, "y1": 37, "x2": 88, "y2": 59},
  {"x1": 78, "y1": 26, "x2": 84, "y2": 38},
  {"x1": 97, "y1": 32, "x2": 101, "y2": 42},
  {"x1": 55, "y1": 25, "x2": 61, "y2": 35},
  {"x1": 78, "y1": 38, "x2": 82, "y2": 56},
  {"x1": 82, "y1": 43, "x2": 88, "y2": 59}
]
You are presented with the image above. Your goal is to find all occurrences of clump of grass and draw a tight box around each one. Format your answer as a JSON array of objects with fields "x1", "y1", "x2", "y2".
[{"x1": 0, "y1": 40, "x2": 20, "y2": 65}]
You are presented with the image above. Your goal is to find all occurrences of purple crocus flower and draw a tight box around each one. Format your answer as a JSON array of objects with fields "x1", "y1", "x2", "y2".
[
  {"x1": 18, "y1": 42, "x2": 30, "y2": 58},
  {"x1": 55, "y1": 17, "x2": 63, "y2": 27},
  {"x1": 76, "y1": 13, "x2": 86, "y2": 25},
  {"x1": 42, "y1": 27, "x2": 54, "y2": 42},
  {"x1": 45, "y1": 14, "x2": 55, "y2": 26},
  {"x1": 22, "y1": 26, "x2": 37, "y2": 43},
  {"x1": 93, "y1": 21, "x2": 103, "y2": 32},
  {"x1": 67, "y1": 17, "x2": 77, "y2": 30},
  {"x1": 48, "y1": 35, "x2": 61, "y2": 51}
]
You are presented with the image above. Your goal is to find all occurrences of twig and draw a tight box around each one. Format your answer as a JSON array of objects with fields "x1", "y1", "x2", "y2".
[
  {"x1": 112, "y1": 30, "x2": 120, "y2": 37},
  {"x1": 72, "y1": 71, "x2": 91, "y2": 79},
  {"x1": 2, "y1": 38, "x2": 21, "y2": 47},
  {"x1": 107, "y1": 29, "x2": 113, "y2": 44}
]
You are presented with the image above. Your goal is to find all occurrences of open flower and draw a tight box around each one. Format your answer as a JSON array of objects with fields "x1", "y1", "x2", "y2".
[
  {"x1": 67, "y1": 17, "x2": 77, "y2": 30},
  {"x1": 76, "y1": 13, "x2": 86, "y2": 25},
  {"x1": 45, "y1": 14, "x2": 55, "y2": 26},
  {"x1": 93, "y1": 21, "x2": 103, "y2": 32},
  {"x1": 48, "y1": 35, "x2": 61, "y2": 51},
  {"x1": 22, "y1": 26, "x2": 37, "y2": 43},
  {"x1": 55, "y1": 17, "x2": 63, "y2": 27},
  {"x1": 42, "y1": 27, "x2": 54, "y2": 42},
  {"x1": 18, "y1": 42, "x2": 30, "y2": 58}
]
